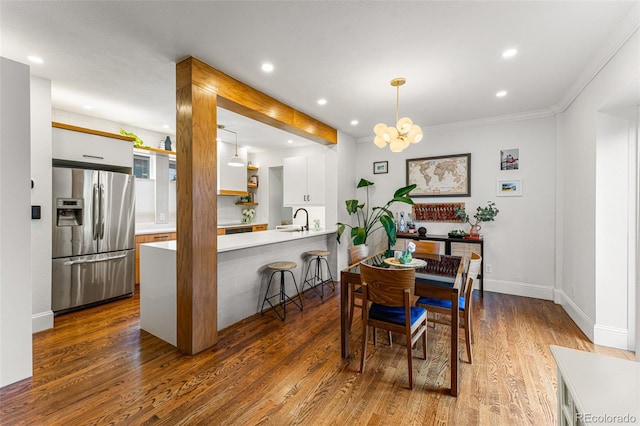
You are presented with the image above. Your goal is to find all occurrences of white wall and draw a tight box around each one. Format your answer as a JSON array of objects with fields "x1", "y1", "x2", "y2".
[
  {"x1": 595, "y1": 111, "x2": 634, "y2": 349},
  {"x1": 355, "y1": 116, "x2": 557, "y2": 300},
  {"x1": 336, "y1": 131, "x2": 357, "y2": 272},
  {"x1": 0, "y1": 57, "x2": 33, "y2": 387},
  {"x1": 557, "y1": 29, "x2": 639, "y2": 348},
  {"x1": 30, "y1": 76, "x2": 54, "y2": 333}
]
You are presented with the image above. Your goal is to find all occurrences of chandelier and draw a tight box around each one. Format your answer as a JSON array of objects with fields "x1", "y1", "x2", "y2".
[{"x1": 373, "y1": 78, "x2": 423, "y2": 152}]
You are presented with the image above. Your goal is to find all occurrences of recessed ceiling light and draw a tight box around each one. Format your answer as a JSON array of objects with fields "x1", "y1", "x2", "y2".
[
  {"x1": 261, "y1": 63, "x2": 274, "y2": 73},
  {"x1": 287, "y1": 140, "x2": 293, "y2": 144},
  {"x1": 27, "y1": 55, "x2": 44, "y2": 64},
  {"x1": 317, "y1": 98, "x2": 327, "y2": 106},
  {"x1": 350, "y1": 120, "x2": 359, "y2": 126},
  {"x1": 162, "y1": 124, "x2": 170, "y2": 129},
  {"x1": 496, "y1": 90, "x2": 507, "y2": 98},
  {"x1": 83, "y1": 104, "x2": 93, "y2": 110},
  {"x1": 502, "y1": 48, "x2": 518, "y2": 58}
]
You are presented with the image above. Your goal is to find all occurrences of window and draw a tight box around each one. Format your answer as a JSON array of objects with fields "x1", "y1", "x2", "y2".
[
  {"x1": 169, "y1": 159, "x2": 177, "y2": 181},
  {"x1": 134, "y1": 154, "x2": 151, "y2": 179}
]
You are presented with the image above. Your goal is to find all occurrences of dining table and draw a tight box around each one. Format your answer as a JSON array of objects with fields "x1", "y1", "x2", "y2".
[{"x1": 340, "y1": 250, "x2": 465, "y2": 396}]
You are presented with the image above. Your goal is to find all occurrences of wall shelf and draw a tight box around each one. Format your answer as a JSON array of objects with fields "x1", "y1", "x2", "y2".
[
  {"x1": 235, "y1": 202, "x2": 258, "y2": 206},
  {"x1": 247, "y1": 165, "x2": 259, "y2": 171}
]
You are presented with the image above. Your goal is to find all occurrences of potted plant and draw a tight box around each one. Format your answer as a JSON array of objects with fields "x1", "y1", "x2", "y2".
[
  {"x1": 336, "y1": 179, "x2": 416, "y2": 260},
  {"x1": 455, "y1": 201, "x2": 499, "y2": 238}
]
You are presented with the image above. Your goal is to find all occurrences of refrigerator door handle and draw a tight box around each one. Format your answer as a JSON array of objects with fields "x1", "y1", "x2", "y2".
[
  {"x1": 62, "y1": 253, "x2": 128, "y2": 266},
  {"x1": 99, "y1": 184, "x2": 105, "y2": 239},
  {"x1": 92, "y1": 183, "x2": 99, "y2": 240}
]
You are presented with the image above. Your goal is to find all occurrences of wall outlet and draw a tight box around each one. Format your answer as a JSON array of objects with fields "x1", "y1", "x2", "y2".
[
  {"x1": 159, "y1": 213, "x2": 166, "y2": 221},
  {"x1": 485, "y1": 264, "x2": 493, "y2": 274}
]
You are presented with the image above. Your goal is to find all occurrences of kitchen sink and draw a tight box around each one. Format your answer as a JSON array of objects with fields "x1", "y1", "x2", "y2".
[{"x1": 275, "y1": 225, "x2": 303, "y2": 232}]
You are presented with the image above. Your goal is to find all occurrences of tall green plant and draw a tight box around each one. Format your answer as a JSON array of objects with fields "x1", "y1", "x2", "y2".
[{"x1": 336, "y1": 179, "x2": 416, "y2": 247}]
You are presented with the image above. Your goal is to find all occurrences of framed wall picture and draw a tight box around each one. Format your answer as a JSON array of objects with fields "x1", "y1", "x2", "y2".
[
  {"x1": 373, "y1": 161, "x2": 388, "y2": 174},
  {"x1": 496, "y1": 178, "x2": 522, "y2": 196},
  {"x1": 500, "y1": 149, "x2": 519, "y2": 170},
  {"x1": 406, "y1": 153, "x2": 471, "y2": 197}
]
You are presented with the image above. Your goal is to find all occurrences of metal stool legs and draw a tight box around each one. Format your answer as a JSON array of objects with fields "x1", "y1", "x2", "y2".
[
  {"x1": 301, "y1": 255, "x2": 335, "y2": 298},
  {"x1": 261, "y1": 269, "x2": 303, "y2": 320}
]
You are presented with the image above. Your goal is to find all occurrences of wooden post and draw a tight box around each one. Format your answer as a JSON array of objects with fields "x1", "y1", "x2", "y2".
[
  {"x1": 176, "y1": 59, "x2": 218, "y2": 354},
  {"x1": 175, "y1": 56, "x2": 337, "y2": 355}
]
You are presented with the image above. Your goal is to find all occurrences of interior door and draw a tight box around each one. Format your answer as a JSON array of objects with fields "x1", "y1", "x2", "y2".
[{"x1": 98, "y1": 171, "x2": 135, "y2": 253}]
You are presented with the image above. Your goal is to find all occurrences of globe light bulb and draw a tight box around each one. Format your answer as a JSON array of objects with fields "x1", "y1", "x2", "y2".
[
  {"x1": 374, "y1": 135, "x2": 387, "y2": 148},
  {"x1": 407, "y1": 125, "x2": 423, "y2": 144},
  {"x1": 396, "y1": 117, "x2": 413, "y2": 134},
  {"x1": 389, "y1": 138, "x2": 404, "y2": 152},
  {"x1": 374, "y1": 123, "x2": 387, "y2": 137}
]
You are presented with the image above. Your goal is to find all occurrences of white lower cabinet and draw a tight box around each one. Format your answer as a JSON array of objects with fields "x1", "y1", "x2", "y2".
[{"x1": 283, "y1": 154, "x2": 325, "y2": 205}]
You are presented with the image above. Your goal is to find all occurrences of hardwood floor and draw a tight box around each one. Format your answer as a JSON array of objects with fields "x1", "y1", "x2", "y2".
[{"x1": 0, "y1": 284, "x2": 634, "y2": 425}]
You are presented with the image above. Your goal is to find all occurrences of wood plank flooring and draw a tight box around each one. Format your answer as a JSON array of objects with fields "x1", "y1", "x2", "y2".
[{"x1": 0, "y1": 284, "x2": 634, "y2": 425}]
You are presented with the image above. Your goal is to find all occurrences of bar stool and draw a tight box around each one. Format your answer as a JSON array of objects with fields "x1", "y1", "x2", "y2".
[
  {"x1": 301, "y1": 250, "x2": 335, "y2": 298},
  {"x1": 260, "y1": 261, "x2": 303, "y2": 320}
]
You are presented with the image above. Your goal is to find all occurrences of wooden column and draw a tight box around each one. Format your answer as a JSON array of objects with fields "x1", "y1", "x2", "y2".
[
  {"x1": 175, "y1": 56, "x2": 337, "y2": 355},
  {"x1": 176, "y1": 60, "x2": 218, "y2": 354}
]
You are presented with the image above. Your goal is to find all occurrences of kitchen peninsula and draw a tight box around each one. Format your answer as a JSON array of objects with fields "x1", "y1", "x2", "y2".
[{"x1": 139, "y1": 228, "x2": 337, "y2": 346}]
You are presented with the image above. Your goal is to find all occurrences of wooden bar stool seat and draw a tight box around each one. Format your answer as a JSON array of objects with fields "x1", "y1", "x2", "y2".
[
  {"x1": 260, "y1": 261, "x2": 303, "y2": 320},
  {"x1": 301, "y1": 250, "x2": 334, "y2": 298}
]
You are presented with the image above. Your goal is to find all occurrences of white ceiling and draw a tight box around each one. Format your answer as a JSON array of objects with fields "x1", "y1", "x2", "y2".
[{"x1": 1, "y1": 1, "x2": 637, "y2": 150}]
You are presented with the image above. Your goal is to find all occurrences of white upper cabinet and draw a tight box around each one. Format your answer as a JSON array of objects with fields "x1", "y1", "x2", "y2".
[
  {"x1": 283, "y1": 154, "x2": 325, "y2": 205},
  {"x1": 217, "y1": 141, "x2": 248, "y2": 195},
  {"x1": 52, "y1": 125, "x2": 133, "y2": 171}
]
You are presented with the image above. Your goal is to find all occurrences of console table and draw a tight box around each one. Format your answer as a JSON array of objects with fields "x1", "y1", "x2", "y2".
[
  {"x1": 396, "y1": 233, "x2": 484, "y2": 296},
  {"x1": 550, "y1": 345, "x2": 639, "y2": 425}
]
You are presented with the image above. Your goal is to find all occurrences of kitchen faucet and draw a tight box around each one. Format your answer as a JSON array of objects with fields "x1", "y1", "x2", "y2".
[{"x1": 294, "y1": 208, "x2": 309, "y2": 231}]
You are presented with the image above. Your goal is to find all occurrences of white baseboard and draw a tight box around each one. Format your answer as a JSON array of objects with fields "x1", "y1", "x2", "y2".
[
  {"x1": 557, "y1": 290, "x2": 594, "y2": 341},
  {"x1": 594, "y1": 324, "x2": 629, "y2": 350},
  {"x1": 557, "y1": 290, "x2": 631, "y2": 350},
  {"x1": 483, "y1": 278, "x2": 554, "y2": 300},
  {"x1": 32, "y1": 310, "x2": 54, "y2": 333}
]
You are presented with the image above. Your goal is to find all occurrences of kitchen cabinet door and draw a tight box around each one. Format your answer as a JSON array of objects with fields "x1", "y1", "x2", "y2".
[
  {"x1": 283, "y1": 155, "x2": 325, "y2": 206},
  {"x1": 217, "y1": 141, "x2": 248, "y2": 196},
  {"x1": 53, "y1": 126, "x2": 133, "y2": 170},
  {"x1": 283, "y1": 156, "x2": 307, "y2": 205}
]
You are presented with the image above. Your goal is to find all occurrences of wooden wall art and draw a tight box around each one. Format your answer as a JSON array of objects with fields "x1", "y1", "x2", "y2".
[{"x1": 412, "y1": 203, "x2": 465, "y2": 222}]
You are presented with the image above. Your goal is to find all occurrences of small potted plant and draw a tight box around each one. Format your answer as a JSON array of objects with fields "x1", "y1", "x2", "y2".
[
  {"x1": 455, "y1": 201, "x2": 499, "y2": 238},
  {"x1": 336, "y1": 178, "x2": 416, "y2": 261}
]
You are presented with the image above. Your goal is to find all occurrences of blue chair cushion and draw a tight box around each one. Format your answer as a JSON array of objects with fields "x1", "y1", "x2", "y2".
[
  {"x1": 369, "y1": 303, "x2": 426, "y2": 326},
  {"x1": 417, "y1": 296, "x2": 466, "y2": 311}
]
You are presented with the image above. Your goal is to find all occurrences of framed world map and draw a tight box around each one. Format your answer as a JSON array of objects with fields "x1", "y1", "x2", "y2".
[{"x1": 406, "y1": 153, "x2": 471, "y2": 197}]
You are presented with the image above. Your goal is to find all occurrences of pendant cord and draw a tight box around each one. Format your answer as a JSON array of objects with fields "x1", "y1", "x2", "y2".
[{"x1": 395, "y1": 85, "x2": 400, "y2": 125}]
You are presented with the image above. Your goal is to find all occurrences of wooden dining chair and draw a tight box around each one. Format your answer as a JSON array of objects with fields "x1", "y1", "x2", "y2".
[
  {"x1": 415, "y1": 253, "x2": 481, "y2": 363},
  {"x1": 412, "y1": 240, "x2": 441, "y2": 256},
  {"x1": 359, "y1": 263, "x2": 428, "y2": 390}
]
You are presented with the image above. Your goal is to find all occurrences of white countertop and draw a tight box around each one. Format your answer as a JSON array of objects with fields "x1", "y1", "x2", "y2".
[
  {"x1": 142, "y1": 228, "x2": 336, "y2": 253},
  {"x1": 135, "y1": 222, "x2": 268, "y2": 235},
  {"x1": 135, "y1": 223, "x2": 177, "y2": 235}
]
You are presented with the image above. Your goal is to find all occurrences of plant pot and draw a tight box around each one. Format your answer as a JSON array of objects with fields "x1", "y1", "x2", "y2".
[
  {"x1": 349, "y1": 244, "x2": 369, "y2": 264},
  {"x1": 469, "y1": 224, "x2": 481, "y2": 237}
]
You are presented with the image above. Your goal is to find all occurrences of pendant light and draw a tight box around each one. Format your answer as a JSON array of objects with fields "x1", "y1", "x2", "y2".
[
  {"x1": 373, "y1": 78, "x2": 423, "y2": 152},
  {"x1": 218, "y1": 125, "x2": 244, "y2": 167}
]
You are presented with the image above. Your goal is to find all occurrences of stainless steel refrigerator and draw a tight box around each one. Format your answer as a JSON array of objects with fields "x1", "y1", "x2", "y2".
[{"x1": 52, "y1": 167, "x2": 135, "y2": 313}]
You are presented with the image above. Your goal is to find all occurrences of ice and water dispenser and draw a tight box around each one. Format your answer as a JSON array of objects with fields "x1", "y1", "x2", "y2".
[{"x1": 56, "y1": 198, "x2": 84, "y2": 227}]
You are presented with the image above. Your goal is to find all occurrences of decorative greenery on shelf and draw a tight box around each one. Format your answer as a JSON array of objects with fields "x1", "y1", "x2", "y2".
[
  {"x1": 120, "y1": 129, "x2": 144, "y2": 147},
  {"x1": 455, "y1": 201, "x2": 499, "y2": 226},
  {"x1": 336, "y1": 178, "x2": 416, "y2": 247}
]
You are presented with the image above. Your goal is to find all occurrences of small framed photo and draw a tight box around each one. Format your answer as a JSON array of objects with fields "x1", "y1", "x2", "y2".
[
  {"x1": 373, "y1": 161, "x2": 388, "y2": 174},
  {"x1": 497, "y1": 178, "x2": 522, "y2": 196},
  {"x1": 500, "y1": 149, "x2": 519, "y2": 170}
]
